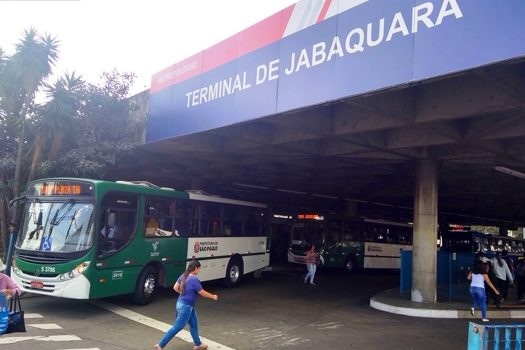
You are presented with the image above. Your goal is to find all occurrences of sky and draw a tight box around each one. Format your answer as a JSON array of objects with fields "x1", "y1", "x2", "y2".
[{"x1": 0, "y1": 0, "x2": 298, "y2": 96}]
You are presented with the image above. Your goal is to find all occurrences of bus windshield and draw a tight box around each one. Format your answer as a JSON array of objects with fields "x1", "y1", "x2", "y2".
[{"x1": 18, "y1": 200, "x2": 95, "y2": 253}]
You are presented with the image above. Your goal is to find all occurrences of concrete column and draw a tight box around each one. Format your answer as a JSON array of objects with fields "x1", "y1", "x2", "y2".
[{"x1": 411, "y1": 159, "x2": 439, "y2": 303}]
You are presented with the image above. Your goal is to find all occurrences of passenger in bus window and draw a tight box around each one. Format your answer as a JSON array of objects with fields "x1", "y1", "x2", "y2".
[
  {"x1": 146, "y1": 217, "x2": 173, "y2": 237},
  {"x1": 145, "y1": 217, "x2": 160, "y2": 236}
]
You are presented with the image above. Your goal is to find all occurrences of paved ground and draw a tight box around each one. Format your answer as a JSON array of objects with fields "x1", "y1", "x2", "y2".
[
  {"x1": 4, "y1": 265, "x2": 523, "y2": 349},
  {"x1": 131, "y1": 266, "x2": 471, "y2": 350}
]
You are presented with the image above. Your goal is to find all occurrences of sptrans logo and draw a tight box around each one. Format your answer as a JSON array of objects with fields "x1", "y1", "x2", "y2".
[{"x1": 194, "y1": 241, "x2": 219, "y2": 254}]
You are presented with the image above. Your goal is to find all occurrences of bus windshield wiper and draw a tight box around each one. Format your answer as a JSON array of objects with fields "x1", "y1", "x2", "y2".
[
  {"x1": 50, "y1": 199, "x2": 75, "y2": 226},
  {"x1": 28, "y1": 199, "x2": 43, "y2": 240}
]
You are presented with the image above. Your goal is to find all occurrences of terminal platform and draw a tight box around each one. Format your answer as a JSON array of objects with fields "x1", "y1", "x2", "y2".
[{"x1": 370, "y1": 288, "x2": 525, "y2": 319}]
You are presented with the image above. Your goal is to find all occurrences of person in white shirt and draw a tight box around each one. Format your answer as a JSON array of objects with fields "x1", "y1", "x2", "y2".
[
  {"x1": 468, "y1": 262, "x2": 500, "y2": 322},
  {"x1": 491, "y1": 251, "x2": 514, "y2": 303}
]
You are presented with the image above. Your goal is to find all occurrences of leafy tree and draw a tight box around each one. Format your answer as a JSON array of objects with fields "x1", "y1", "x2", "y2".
[
  {"x1": 0, "y1": 28, "x2": 59, "y2": 254},
  {"x1": 28, "y1": 72, "x2": 83, "y2": 180},
  {"x1": 0, "y1": 29, "x2": 141, "y2": 256},
  {"x1": 36, "y1": 69, "x2": 140, "y2": 179}
]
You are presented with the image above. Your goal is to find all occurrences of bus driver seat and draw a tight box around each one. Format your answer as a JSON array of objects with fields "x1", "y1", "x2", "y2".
[
  {"x1": 100, "y1": 212, "x2": 119, "y2": 254},
  {"x1": 103, "y1": 212, "x2": 117, "y2": 239}
]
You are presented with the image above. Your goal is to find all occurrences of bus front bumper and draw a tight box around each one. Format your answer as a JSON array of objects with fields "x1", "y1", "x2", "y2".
[{"x1": 12, "y1": 270, "x2": 91, "y2": 299}]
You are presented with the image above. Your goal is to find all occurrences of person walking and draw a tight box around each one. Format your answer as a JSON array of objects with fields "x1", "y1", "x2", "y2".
[
  {"x1": 468, "y1": 261, "x2": 500, "y2": 322},
  {"x1": 304, "y1": 244, "x2": 318, "y2": 286},
  {"x1": 154, "y1": 259, "x2": 218, "y2": 350},
  {"x1": 491, "y1": 251, "x2": 514, "y2": 303},
  {"x1": 516, "y1": 254, "x2": 525, "y2": 302}
]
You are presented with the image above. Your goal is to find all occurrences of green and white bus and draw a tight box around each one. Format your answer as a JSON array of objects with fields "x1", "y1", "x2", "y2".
[
  {"x1": 288, "y1": 215, "x2": 413, "y2": 272},
  {"x1": 11, "y1": 178, "x2": 269, "y2": 304}
]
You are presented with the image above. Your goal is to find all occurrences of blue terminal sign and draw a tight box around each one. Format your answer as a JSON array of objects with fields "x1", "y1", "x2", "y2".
[{"x1": 147, "y1": 0, "x2": 525, "y2": 143}]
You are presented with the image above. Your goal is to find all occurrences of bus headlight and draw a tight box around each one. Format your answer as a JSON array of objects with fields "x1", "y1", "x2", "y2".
[
  {"x1": 75, "y1": 261, "x2": 90, "y2": 274},
  {"x1": 59, "y1": 261, "x2": 90, "y2": 281},
  {"x1": 12, "y1": 265, "x2": 20, "y2": 274}
]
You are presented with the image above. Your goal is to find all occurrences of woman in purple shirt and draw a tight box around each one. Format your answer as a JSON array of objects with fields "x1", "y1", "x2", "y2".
[
  {"x1": 155, "y1": 259, "x2": 218, "y2": 350},
  {"x1": 0, "y1": 259, "x2": 21, "y2": 297}
]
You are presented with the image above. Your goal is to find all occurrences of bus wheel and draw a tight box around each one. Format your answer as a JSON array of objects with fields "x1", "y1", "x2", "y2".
[
  {"x1": 133, "y1": 266, "x2": 158, "y2": 305},
  {"x1": 224, "y1": 258, "x2": 243, "y2": 288},
  {"x1": 344, "y1": 256, "x2": 357, "y2": 274}
]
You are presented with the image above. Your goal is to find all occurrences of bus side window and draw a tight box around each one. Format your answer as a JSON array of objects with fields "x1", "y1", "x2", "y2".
[
  {"x1": 363, "y1": 224, "x2": 374, "y2": 242},
  {"x1": 144, "y1": 197, "x2": 173, "y2": 238},
  {"x1": 386, "y1": 228, "x2": 399, "y2": 244},
  {"x1": 244, "y1": 208, "x2": 263, "y2": 236},
  {"x1": 98, "y1": 193, "x2": 138, "y2": 257},
  {"x1": 203, "y1": 203, "x2": 221, "y2": 236},
  {"x1": 398, "y1": 228, "x2": 409, "y2": 244},
  {"x1": 174, "y1": 199, "x2": 192, "y2": 237}
]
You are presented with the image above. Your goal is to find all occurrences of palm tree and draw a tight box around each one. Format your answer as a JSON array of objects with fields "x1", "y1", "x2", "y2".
[
  {"x1": 0, "y1": 28, "x2": 59, "y2": 197},
  {"x1": 29, "y1": 72, "x2": 83, "y2": 181},
  {"x1": 0, "y1": 28, "x2": 59, "y2": 255}
]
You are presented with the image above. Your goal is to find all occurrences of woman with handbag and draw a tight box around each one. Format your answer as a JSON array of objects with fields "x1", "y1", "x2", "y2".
[
  {"x1": 0, "y1": 258, "x2": 24, "y2": 336},
  {"x1": 0, "y1": 259, "x2": 21, "y2": 298}
]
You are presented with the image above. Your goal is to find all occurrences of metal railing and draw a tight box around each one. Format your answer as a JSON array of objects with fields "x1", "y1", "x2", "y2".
[{"x1": 468, "y1": 322, "x2": 525, "y2": 350}]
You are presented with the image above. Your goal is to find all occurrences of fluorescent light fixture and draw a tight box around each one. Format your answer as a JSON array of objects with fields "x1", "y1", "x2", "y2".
[
  {"x1": 312, "y1": 193, "x2": 338, "y2": 199},
  {"x1": 495, "y1": 166, "x2": 525, "y2": 180},
  {"x1": 276, "y1": 189, "x2": 308, "y2": 195},
  {"x1": 233, "y1": 183, "x2": 269, "y2": 190}
]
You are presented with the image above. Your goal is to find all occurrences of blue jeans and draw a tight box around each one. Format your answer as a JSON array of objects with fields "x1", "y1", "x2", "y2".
[
  {"x1": 305, "y1": 263, "x2": 317, "y2": 284},
  {"x1": 470, "y1": 286, "x2": 487, "y2": 319},
  {"x1": 158, "y1": 300, "x2": 202, "y2": 348}
]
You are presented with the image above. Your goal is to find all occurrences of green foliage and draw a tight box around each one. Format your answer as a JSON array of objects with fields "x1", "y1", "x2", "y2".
[
  {"x1": 0, "y1": 29, "x2": 142, "y2": 254},
  {"x1": 33, "y1": 69, "x2": 141, "y2": 180}
]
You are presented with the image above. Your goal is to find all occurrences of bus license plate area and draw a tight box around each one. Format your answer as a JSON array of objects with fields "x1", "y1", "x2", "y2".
[{"x1": 30, "y1": 281, "x2": 44, "y2": 289}]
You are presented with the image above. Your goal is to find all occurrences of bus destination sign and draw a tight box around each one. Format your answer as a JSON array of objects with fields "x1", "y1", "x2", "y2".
[{"x1": 28, "y1": 181, "x2": 94, "y2": 197}]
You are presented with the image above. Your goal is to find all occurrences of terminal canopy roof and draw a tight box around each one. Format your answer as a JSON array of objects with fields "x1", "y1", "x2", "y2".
[{"x1": 110, "y1": 0, "x2": 525, "y2": 227}]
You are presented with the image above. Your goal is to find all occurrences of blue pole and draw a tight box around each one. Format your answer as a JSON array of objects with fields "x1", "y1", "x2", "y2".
[
  {"x1": 3, "y1": 230, "x2": 17, "y2": 276},
  {"x1": 4, "y1": 196, "x2": 24, "y2": 276}
]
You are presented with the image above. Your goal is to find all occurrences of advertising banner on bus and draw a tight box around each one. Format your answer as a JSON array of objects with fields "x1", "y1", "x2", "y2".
[{"x1": 147, "y1": 0, "x2": 525, "y2": 142}]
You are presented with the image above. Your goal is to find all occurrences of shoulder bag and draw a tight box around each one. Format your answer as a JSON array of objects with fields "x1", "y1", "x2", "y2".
[{"x1": 6, "y1": 293, "x2": 26, "y2": 334}]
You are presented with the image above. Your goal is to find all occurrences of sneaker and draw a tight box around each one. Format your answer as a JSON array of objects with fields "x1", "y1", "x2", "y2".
[
  {"x1": 154, "y1": 345, "x2": 162, "y2": 350},
  {"x1": 310, "y1": 282, "x2": 316, "y2": 286},
  {"x1": 194, "y1": 344, "x2": 208, "y2": 350},
  {"x1": 482, "y1": 318, "x2": 490, "y2": 322},
  {"x1": 470, "y1": 307, "x2": 475, "y2": 316}
]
